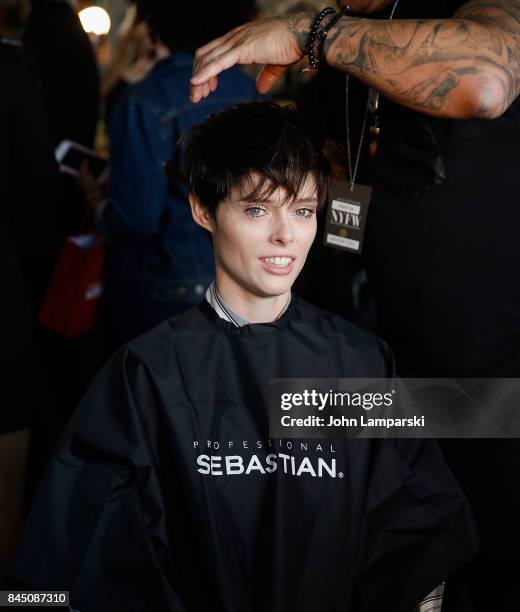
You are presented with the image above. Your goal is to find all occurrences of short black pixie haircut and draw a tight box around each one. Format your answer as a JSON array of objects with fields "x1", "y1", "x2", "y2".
[{"x1": 183, "y1": 101, "x2": 331, "y2": 217}]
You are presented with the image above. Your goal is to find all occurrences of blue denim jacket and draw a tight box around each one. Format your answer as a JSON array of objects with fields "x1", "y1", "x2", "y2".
[{"x1": 104, "y1": 54, "x2": 258, "y2": 335}]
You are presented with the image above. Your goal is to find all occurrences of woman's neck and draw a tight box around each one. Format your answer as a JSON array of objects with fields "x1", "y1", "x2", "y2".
[{"x1": 215, "y1": 276, "x2": 290, "y2": 324}]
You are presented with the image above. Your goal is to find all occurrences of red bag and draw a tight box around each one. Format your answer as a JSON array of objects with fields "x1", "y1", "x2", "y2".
[{"x1": 38, "y1": 233, "x2": 105, "y2": 338}]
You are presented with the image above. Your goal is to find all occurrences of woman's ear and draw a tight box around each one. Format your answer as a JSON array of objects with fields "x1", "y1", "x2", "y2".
[{"x1": 189, "y1": 194, "x2": 214, "y2": 234}]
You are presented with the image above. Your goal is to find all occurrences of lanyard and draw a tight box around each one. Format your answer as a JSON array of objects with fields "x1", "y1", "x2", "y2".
[{"x1": 345, "y1": 0, "x2": 400, "y2": 190}]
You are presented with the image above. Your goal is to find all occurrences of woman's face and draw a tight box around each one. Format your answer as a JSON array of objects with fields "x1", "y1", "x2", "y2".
[{"x1": 190, "y1": 174, "x2": 319, "y2": 304}]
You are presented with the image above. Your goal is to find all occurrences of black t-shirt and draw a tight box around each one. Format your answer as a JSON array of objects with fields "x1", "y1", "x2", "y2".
[
  {"x1": 23, "y1": 0, "x2": 101, "y2": 238},
  {"x1": 9, "y1": 298, "x2": 477, "y2": 611},
  {"x1": 23, "y1": 0, "x2": 100, "y2": 150},
  {"x1": 0, "y1": 42, "x2": 60, "y2": 308},
  {"x1": 302, "y1": 0, "x2": 520, "y2": 376},
  {"x1": 362, "y1": 0, "x2": 520, "y2": 377},
  {"x1": 0, "y1": 42, "x2": 57, "y2": 432}
]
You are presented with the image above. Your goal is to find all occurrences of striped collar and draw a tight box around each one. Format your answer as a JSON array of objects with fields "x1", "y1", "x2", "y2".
[{"x1": 205, "y1": 281, "x2": 291, "y2": 328}]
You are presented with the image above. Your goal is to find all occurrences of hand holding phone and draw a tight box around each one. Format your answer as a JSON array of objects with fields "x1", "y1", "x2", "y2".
[
  {"x1": 55, "y1": 140, "x2": 108, "y2": 179},
  {"x1": 76, "y1": 160, "x2": 108, "y2": 213}
]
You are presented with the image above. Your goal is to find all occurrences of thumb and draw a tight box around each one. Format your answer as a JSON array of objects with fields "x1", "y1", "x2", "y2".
[{"x1": 256, "y1": 64, "x2": 287, "y2": 94}]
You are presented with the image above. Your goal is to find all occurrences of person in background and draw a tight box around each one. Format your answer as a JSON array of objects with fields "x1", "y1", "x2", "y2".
[
  {"x1": 101, "y1": 2, "x2": 170, "y2": 119},
  {"x1": 1, "y1": 0, "x2": 60, "y2": 311},
  {"x1": 82, "y1": 0, "x2": 259, "y2": 347},
  {"x1": 23, "y1": 0, "x2": 99, "y2": 152},
  {"x1": 0, "y1": 0, "x2": 57, "y2": 573},
  {"x1": 21, "y1": 0, "x2": 104, "y2": 497},
  {"x1": 23, "y1": 0, "x2": 99, "y2": 236}
]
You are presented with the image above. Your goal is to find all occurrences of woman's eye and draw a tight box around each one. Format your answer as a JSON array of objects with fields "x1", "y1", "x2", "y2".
[
  {"x1": 294, "y1": 207, "x2": 315, "y2": 218},
  {"x1": 245, "y1": 206, "x2": 266, "y2": 218}
]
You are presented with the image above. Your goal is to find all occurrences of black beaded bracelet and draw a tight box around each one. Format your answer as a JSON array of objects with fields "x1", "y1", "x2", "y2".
[
  {"x1": 305, "y1": 7, "x2": 336, "y2": 71},
  {"x1": 304, "y1": 5, "x2": 351, "y2": 72}
]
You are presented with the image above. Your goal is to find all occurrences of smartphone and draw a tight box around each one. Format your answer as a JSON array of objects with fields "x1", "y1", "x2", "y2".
[{"x1": 55, "y1": 140, "x2": 108, "y2": 179}]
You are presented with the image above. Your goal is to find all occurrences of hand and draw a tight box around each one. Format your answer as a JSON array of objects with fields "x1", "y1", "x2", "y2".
[
  {"x1": 77, "y1": 161, "x2": 107, "y2": 212},
  {"x1": 190, "y1": 11, "x2": 314, "y2": 103}
]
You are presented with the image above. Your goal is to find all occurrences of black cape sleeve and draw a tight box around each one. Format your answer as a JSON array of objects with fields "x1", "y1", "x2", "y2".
[
  {"x1": 352, "y1": 341, "x2": 479, "y2": 611},
  {"x1": 353, "y1": 437, "x2": 479, "y2": 612},
  {"x1": 8, "y1": 348, "x2": 185, "y2": 612}
]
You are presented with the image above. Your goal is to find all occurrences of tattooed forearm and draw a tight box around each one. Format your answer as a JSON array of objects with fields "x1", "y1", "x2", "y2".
[{"x1": 321, "y1": 0, "x2": 520, "y2": 119}]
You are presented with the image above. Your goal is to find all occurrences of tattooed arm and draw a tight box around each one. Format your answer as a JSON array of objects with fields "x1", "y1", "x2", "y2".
[
  {"x1": 323, "y1": 0, "x2": 520, "y2": 118},
  {"x1": 190, "y1": 1, "x2": 520, "y2": 118}
]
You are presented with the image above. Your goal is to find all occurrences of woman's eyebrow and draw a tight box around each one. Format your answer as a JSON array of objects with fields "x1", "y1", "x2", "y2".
[
  {"x1": 237, "y1": 197, "x2": 318, "y2": 206},
  {"x1": 259, "y1": 197, "x2": 318, "y2": 204}
]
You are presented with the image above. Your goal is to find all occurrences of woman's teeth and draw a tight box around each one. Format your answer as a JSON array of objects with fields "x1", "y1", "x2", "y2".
[{"x1": 262, "y1": 257, "x2": 292, "y2": 266}]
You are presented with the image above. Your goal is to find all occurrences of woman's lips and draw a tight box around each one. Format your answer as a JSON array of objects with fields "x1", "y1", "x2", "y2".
[{"x1": 259, "y1": 257, "x2": 295, "y2": 276}]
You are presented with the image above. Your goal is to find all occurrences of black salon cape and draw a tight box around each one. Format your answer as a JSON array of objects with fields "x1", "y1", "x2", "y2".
[{"x1": 9, "y1": 298, "x2": 477, "y2": 612}]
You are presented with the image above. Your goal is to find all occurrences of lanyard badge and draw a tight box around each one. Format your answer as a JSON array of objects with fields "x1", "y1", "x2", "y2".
[
  {"x1": 325, "y1": 180, "x2": 372, "y2": 254},
  {"x1": 323, "y1": 0, "x2": 399, "y2": 255},
  {"x1": 324, "y1": 74, "x2": 373, "y2": 254}
]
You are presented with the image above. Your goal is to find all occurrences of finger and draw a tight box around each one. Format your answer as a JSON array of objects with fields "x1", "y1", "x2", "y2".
[
  {"x1": 78, "y1": 159, "x2": 89, "y2": 173},
  {"x1": 190, "y1": 83, "x2": 204, "y2": 104},
  {"x1": 191, "y1": 48, "x2": 241, "y2": 85},
  {"x1": 192, "y1": 49, "x2": 225, "y2": 83},
  {"x1": 190, "y1": 80, "x2": 212, "y2": 103},
  {"x1": 194, "y1": 39, "x2": 235, "y2": 75},
  {"x1": 190, "y1": 75, "x2": 219, "y2": 103},
  {"x1": 192, "y1": 54, "x2": 202, "y2": 78},
  {"x1": 256, "y1": 65, "x2": 287, "y2": 95},
  {"x1": 191, "y1": 36, "x2": 233, "y2": 78}
]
